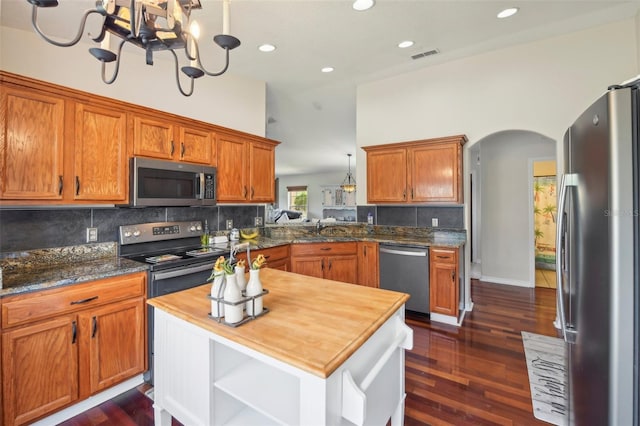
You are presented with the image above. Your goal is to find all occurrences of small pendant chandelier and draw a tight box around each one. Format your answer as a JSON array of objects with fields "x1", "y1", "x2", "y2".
[{"x1": 340, "y1": 154, "x2": 357, "y2": 193}]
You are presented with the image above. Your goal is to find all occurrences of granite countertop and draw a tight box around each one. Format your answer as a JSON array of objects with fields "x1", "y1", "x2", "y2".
[
  {"x1": 0, "y1": 243, "x2": 148, "y2": 298},
  {"x1": 1, "y1": 225, "x2": 465, "y2": 299}
]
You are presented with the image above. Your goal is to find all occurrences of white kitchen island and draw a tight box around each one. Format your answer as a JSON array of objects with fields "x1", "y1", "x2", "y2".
[{"x1": 148, "y1": 268, "x2": 412, "y2": 426}]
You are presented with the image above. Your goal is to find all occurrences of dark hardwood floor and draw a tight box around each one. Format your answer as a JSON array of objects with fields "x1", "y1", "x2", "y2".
[{"x1": 59, "y1": 279, "x2": 559, "y2": 426}]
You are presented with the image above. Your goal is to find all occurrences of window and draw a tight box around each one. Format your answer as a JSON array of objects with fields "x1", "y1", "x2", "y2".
[{"x1": 287, "y1": 185, "x2": 308, "y2": 217}]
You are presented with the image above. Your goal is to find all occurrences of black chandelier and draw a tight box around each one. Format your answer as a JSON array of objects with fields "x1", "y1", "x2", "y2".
[{"x1": 26, "y1": 0, "x2": 241, "y2": 96}]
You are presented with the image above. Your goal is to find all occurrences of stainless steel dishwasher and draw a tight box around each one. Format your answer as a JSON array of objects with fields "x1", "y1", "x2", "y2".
[{"x1": 379, "y1": 244, "x2": 430, "y2": 314}]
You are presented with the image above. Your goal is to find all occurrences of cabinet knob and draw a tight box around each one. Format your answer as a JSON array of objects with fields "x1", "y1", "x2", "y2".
[
  {"x1": 451, "y1": 271, "x2": 455, "y2": 282},
  {"x1": 402, "y1": 189, "x2": 406, "y2": 200}
]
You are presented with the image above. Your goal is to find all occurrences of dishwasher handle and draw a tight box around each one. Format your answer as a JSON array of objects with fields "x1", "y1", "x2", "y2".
[{"x1": 379, "y1": 247, "x2": 428, "y2": 257}]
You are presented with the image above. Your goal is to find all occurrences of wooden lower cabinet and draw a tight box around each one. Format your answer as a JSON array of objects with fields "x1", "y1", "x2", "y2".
[
  {"x1": 235, "y1": 244, "x2": 290, "y2": 272},
  {"x1": 1, "y1": 272, "x2": 147, "y2": 426},
  {"x1": 357, "y1": 241, "x2": 379, "y2": 287},
  {"x1": 290, "y1": 242, "x2": 358, "y2": 284},
  {"x1": 429, "y1": 247, "x2": 459, "y2": 317}
]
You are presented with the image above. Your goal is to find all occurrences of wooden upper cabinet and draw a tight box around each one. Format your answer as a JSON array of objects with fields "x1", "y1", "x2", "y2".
[
  {"x1": 0, "y1": 86, "x2": 65, "y2": 200},
  {"x1": 132, "y1": 115, "x2": 175, "y2": 160},
  {"x1": 180, "y1": 127, "x2": 214, "y2": 165},
  {"x1": 74, "y1": 103, "x2": 128, "y2": 202},
  {"x1": 132, "y1": 114, "x2": 214, "y2": 165},
  {"x1": 363, "y1": 135, "x2": 466, "y2": 204},
  {"x1": 249, "y1": 141, "x2": 276, "y2": 202},
  {"x1": 217, "y1": 132, "x2": 278, "y2": 203},
  {"x1": 366, "y1": 147, "x2": 407, "y2": 203}
]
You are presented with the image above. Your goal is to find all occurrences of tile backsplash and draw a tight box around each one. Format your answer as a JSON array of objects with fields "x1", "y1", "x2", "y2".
[
  {"x1": 0, "y1": 205, "x2": 264, "y2": 253},
  {"x1": 357, "y1": 205, "x2": 464, "y2": 228}
]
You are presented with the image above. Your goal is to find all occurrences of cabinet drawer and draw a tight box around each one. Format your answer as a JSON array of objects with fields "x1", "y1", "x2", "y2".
[
  {"x1": 291, "y1": 242, "x2": 357, "y2": 257},
  {"x1": 430, "y1": 247, "x2": 457, "y2": 264},
  {"x1": 259, "y1": 245, "x2": 290, "y2": 263},
  {"x1": 2, "y1": 272, "x2": 146, "y2": 329}
]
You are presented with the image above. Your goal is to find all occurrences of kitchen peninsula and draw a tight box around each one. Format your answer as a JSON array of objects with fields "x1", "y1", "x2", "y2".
[{"x1": 148, "y1": 268, "x2": 412, "y2": 426}]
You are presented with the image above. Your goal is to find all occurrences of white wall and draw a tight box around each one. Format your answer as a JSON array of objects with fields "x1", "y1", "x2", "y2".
[
  {"x1": 276, "y1": 171, "x2": 352, "y2": 220},
  {"x1": 357, "y1": 18, "x2": 639, "y2": 293},
  {"x1": 479, "y1": 131, "x2": 555, "y2": 286},
  {"x1": 0, "y1": 26, "x2": 266, "y2": 136}
]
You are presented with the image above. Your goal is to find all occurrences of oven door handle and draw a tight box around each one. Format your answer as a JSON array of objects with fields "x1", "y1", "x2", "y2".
[{"x1": 153, "y1": 263, "x2": 214, "y2": 280}]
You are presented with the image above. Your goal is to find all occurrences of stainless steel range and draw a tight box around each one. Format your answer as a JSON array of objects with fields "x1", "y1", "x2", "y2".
[{"x1": 118, "y1": 221, "x2": 229, "y2": 383}]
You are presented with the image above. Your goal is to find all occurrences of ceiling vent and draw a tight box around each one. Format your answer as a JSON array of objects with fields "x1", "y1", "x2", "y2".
[{"x1": 411, "y1": 49, "x2": 440, "y2": 60}]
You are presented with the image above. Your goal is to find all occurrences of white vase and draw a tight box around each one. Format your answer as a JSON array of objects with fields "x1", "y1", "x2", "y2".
[
  {"x1": 223, "y1": 273, "x2": 244, "y2": 324},
  {"x1": 245, "y1": 269, "x2": 263, "y2": 316},
  {"x1": 210, "y1": 274, "x2": 225, "y2": 318},
  {"x1": 235, "y1": 264, "x2": 247, "y2": 291}
]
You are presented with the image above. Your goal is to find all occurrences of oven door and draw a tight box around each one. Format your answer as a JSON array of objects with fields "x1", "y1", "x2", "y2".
[{"x1": 146, "y1": 261, "x2": 215, "y2": 383}]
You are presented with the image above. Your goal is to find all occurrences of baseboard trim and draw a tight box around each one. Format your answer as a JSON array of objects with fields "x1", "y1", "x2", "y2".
[
  {"x1": 430, "y1": 312, "x2": 459, "y2": 326},
  {"x1": 480, "y1": 275, "x2": 533, "y2": 288},
  {"x1": 31, "y1": 375, "x2": 144, "y2": 426}
]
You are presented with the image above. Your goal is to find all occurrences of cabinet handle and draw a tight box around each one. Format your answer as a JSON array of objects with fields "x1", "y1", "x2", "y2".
[
  {"x1": 411, "y1": 187, "x2": 414, "y2": 199},
  {"x1": 437, "y1": 255, "x2": 450, "y2": 259},
  {"x1": 251, "y1": 187, "x2": 254, "y2": 198},
  {"x1": 328, "y1": 260, "x2": 332, "y2": 271},
  {"x1": 91, "y1": 316, "x2": 97, "y2": 338},
  {"x1": 364, "y1": 246, "x2": 367, "y2": 256},
  {"x1": 75, "y1": 176, "x2": 80, "y2": 195},
  {"x1": 58, "y1": 175, "x2": 63, "y2": 195},
  {"x1": 451, "y1": 271, "x2": 455, "y2": 282},
  {"x1": 402, "y1": 189, "x2": 406, "y2": 200},
  {"x1": 181, "y1": 142, "x2": 185, "y2": 158},
  {"x1": 170, "y1": 140, "x2": 175, "y2": 156},
  {"x1": 320, "y1": 247, "x2": 331, "y2": 251},
  {"x1": 264, "y1": 255, "x2": 271, "y2": 259},
  {"x1": 72, "y1": 321, "x2": 77, "y2": 344},
  {"x1": 321, "y1": 259, "x2": 325, "y2": 271},
  {"x1": 70, "y1": 295, "x2": 99, "y2": 305}
]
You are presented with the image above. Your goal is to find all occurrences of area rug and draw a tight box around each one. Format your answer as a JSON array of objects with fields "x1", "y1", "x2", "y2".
[{"x1": 521, "y1": 331, "x2": 567, "y2": 426}]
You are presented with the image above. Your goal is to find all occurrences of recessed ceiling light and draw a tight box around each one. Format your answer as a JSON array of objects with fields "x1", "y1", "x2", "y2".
[
  {"x1": 321, "y1": 67, "x2": 334, "y2": 73},
  {"x1": 398, "y1": 40, "x2": 414, "y2": 49},
  {"x1": 258, "y1": 44, "x2": 276, "y2": 52},
  {"x1": 497, "y1": 7, "x2": 519, "y2": 19},
  {"x1": 352, "y1": 0, "x2": 374, "y2": 11}
]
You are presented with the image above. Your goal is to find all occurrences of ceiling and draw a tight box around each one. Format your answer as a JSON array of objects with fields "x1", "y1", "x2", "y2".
[{"x1": 2, "y1": 0, "x2": 639, "y2": 176}]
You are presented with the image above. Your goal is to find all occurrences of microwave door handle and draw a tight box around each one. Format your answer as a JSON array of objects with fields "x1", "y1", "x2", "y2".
[{"x1": 198, "y1": 172, "x2": 205, "y2": 200}]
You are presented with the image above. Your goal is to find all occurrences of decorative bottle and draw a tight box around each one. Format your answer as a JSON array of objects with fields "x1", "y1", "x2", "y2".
[
  {"x1": 245, "y1": 269, "x2": 263, "y2": 316},
  {"x1": 223, "y1": 273, "x2": 243, "y2": 324},
  {"x1": 210, "y1": 274, "x2": 225, "y2": 318},
  {"x1": 235, "y1": 264, "x2": 247, "y2": 292}
]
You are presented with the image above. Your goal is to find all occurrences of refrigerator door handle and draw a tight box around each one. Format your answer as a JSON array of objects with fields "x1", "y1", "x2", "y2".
[{"x1": 556, "y1": 173, "x2": 578, "y2": 344}]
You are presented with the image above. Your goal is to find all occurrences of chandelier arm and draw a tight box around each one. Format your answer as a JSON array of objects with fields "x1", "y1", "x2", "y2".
[
  {"x1": 170, "y1": 50, "x2": 195, "y2": 97},
  {"x1": 99, "y1": 39, "x2": 126, "y2": 85},
  {"x1": 30, "y1": 5, "x2": 104, "y2": 48},
  {"x1": 199, "y1": 47, "x2": 231, "y2": 77}
]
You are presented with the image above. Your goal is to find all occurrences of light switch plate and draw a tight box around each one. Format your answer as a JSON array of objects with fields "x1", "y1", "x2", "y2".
[
  {"x1": 431, "y1": 218, "x2": 439, "y2": 227},
  {"x1": 255, "y1": 216, "x2": 263, "y2": 226},
  {"x1": 226, "y1": 219, "x2": 233, "y2": 230}
]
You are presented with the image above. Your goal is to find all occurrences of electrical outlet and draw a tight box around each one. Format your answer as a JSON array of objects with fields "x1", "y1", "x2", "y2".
[
  {"x1": 431, "y1": 218, "x2": 439, "y2": 227},
  {"x1": 86, "y1": 227, "x2": 98, "y2": 243},
  {"x1": 226, "y1": 219, "x2": 233, "y2": 230},
  {"x1": 255, "y1": 216, "x2": 263, "y2": 226}
]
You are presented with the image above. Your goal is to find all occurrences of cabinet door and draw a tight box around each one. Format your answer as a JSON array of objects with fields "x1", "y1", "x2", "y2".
[
  {"x1": 2, "y1": 316, "x2": 78, "y2": 426},
  {"x1": 325, "y1": 255, "x2": 358, "y2": 284},
  {"x1": 290, "y1": 256, "x2": 324, "y2": 279},
  {"x1": 79, "y1": 298, "x2": 145, "y2": 397},
  {"x1": 410, "y1": 142, "x2": 460, "y2": 203},
  {"x1": 74, "y1": 103, "x2": 128, "y2": 201},
  {"x1": 249, "y1": 142, "x2": 275, "y2": 202},
  {"x1": 357, "y1": 242, "x2": 379, "y2": 287},
  {"x1": 132, "y1": 115, "x2": 175, "y2": 160},
  {"x1": 366, "y1": 148, "x2": 407, "y2": 203},
  {"x1": 217, "y1": 135, "x2": 248, "y2": 201},
  {"x1": 0, "y1": 86, "x2": 65, "y2": 200},
  {"x1": 179, "y1": 127, "x2": 213, "y2": 165},
  {"x1": 429, "y1": 248, "x2": 458, "y2": 316}
]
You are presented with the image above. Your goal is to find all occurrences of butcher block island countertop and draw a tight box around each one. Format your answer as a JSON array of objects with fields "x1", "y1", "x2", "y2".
[
  {"x1": 149, "y1": 268, "x2": 413, "y2": 426},
  {"x1": 148, "y1": 268, "x2": 409, "y2": 378}
]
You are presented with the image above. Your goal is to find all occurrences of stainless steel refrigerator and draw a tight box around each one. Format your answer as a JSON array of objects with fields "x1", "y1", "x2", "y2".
[{"x1": 557, "y1": 78, "x2": 639, "y2": 425}]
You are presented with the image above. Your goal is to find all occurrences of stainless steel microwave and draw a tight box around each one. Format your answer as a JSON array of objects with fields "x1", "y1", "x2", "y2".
[{"x1": 129, "y1": 157, "x2": 216, "y2": 207}]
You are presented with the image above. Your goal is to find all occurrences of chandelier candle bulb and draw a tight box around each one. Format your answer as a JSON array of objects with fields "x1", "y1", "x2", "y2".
[
  {"x1": 223, "y1": 0, "x2": 230, "y2": 35},
  {"x1": 100, "y1": 31, "x2": 110, "y2": 50}
]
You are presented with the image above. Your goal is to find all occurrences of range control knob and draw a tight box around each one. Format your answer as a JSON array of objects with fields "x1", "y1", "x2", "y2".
[
  {"x1": 189, "y1": 225, "x2": 197, "y2": 232},
  {"x1": 123, "y1": 231, "x2": 132, "y2": 238},
  {"x1": 196, "y1": 224, "x2": 202, "y2": 231},
  {"x1": 133, "y1": 230, "x2": 141, "y2": 237}
]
